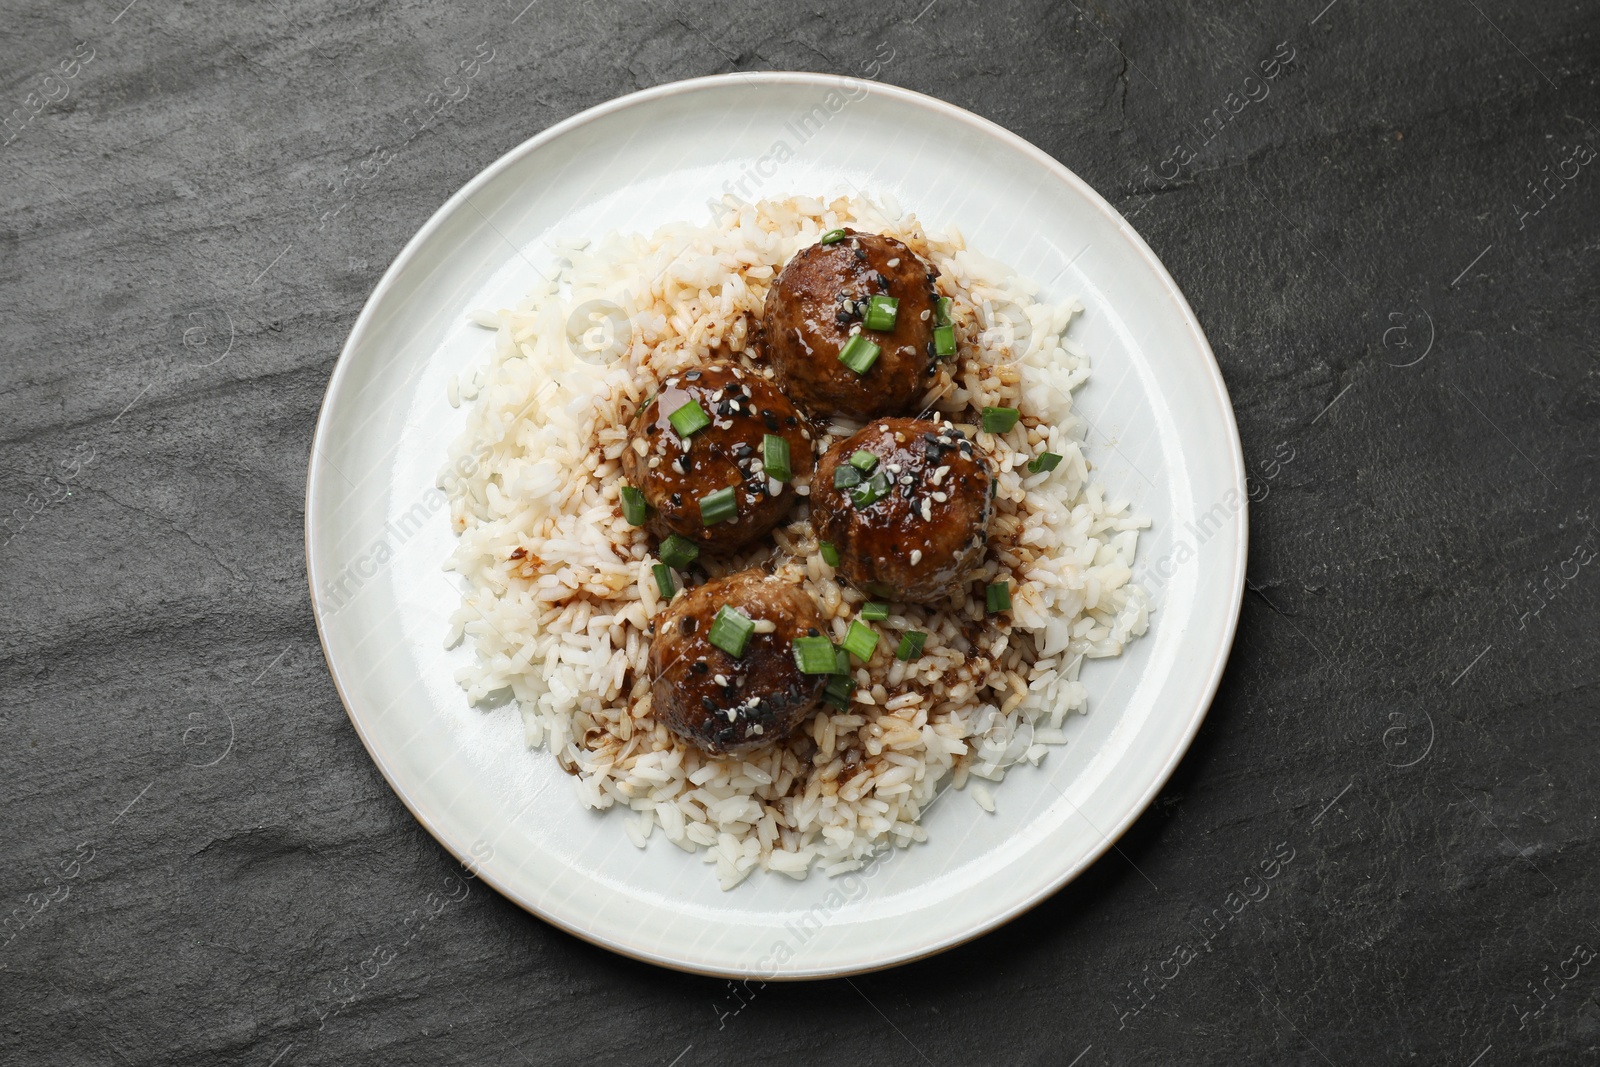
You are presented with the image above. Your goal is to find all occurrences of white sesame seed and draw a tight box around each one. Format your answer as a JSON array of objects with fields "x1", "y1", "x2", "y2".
[
  {"x1": 919, "y1": 309, "x2": 930, "y2": 321},
  {"x1": 887, "y1": 257, "x2": 900, "y2": 267},
  {"x1": 921, "y1": 499, "x2": 932, "y2": 522},
  {"x1": 714, "y1": 674, "x2": 728, "y2": 686},
  {"x1": 751, "y1": 618, "x2": 777, "y2": 633},
  {"x1": 632, "y1": 438, "x2": 648, "y2": 457},
  {"x1": 933, "y1": 491, "x2": 948, "y2": 503},
  {"x1": 648, "y1": 456, "x2": 661, "y2": 468},
  {"x1": 910, "y1": 549, "x2": 922, "y2": 565},
  {"x1": 768, "y1": 477, "x2": 783, "y2": 496}
]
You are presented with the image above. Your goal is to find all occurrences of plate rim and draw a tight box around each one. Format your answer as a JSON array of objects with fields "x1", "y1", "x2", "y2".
[{"x1": 304, "y1": 69, "x2": 1249, "y2": 979}]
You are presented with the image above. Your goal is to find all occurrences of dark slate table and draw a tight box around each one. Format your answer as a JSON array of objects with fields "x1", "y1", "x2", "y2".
[{"x1": 4, "y1": 1, "x2": 1597, "y2": 1063}]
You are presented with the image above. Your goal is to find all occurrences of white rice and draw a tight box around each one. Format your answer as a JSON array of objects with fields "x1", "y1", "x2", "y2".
[{"x1": 440, "y1": 194, "x2": 1150, "y2": 889}]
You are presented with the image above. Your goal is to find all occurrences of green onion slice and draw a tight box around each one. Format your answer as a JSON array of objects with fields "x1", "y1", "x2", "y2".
[
  {"x1": 708, "y1": 605, "x2": 755, "y2": 658},
  {"x1": 792, "y1": 635, "x2": 838, "y2": 674},
  {"x1": 762, "y1": 434, "x2": 791, "y2": 482},
  {"x1": 850, "y1": 470, "x2": 891, "y2": 509},
  {"x1": 933, "y1": 324, "x2": 957, "y2": 359},
  {"x1": 896, "y1": 631, "x2": 927, "y2": 660},
  {"x1": 698, "y1": 486, "x2": 737, "y2": 525},
  {"x1": 819, "y1": 540, "x2": 840, "y2": 567},
  {"x1": 652, "y1": 563, "x2": 676, "y2": 599},
  {"x1": 620, "y1": 485, "x2": 648, "y2": 526},
  {"x1": 658, "y1": 534, "x2": 699, "y2": 570},
  {"x1": 841, "y1": 619, "x2": 879, "y2": 661},
  {"x1": 833, "y1": 464, "x2": 863, "y2": 489},
  {"x1": 986, "y1": 581, "x2": 1012, "y2": 613},
  {"x1": 838, "y1": 334, "x2": 881, "y2": 375},
  {"x1": 860, "y1": 602, "x2": 889, "y2": 622},
  {"x1": 935, "y1": 296, "x2": 953, "y2": 327},
  {"x1": 819, "y1": 228, "x2": 847, "y2": 245},
  {"x1": 848, "y1": 450, "x2": 879, "y2": 474},
  {"x1": 981, "y1": 406, "x2": 1020, "y2": 434},
  {"x1": 823, "y1": 673, "x2": 853, "y2": 709},
  {"x1": 864, "y1": 294, "x2": 899, "y2": 331},
  {"x1": 1028, "y1": 451, "x2": 1063, "y2": 474},
  {"x1": 668, "y1": 399, "x2": 711, "y2": 438}
]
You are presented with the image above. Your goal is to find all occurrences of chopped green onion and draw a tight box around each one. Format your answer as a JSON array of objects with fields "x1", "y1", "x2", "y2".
[
  {"x1": 792, "y1": 635, "x2": 838, "y2": 674},
  {"x1": 620, "y1": 484, "x2": 648, "y2": 526},
  {"x1": 819, "y1": 540, "x2": 840, "y2": 567},
  {"x1": 850, "y1": 470, "x2": 891, "y2": 509},
  {"x1": 864, "y1": 294, "x2": 899, "y2": 331},
  {"x1": 1028, "y1": 451, "x2": 1063, "y2": 474},
  {"x1": 860, "y1": 602, "x2": 889, "y2": 622},
  {"x1": 986, "y1": 581, "x2": 1012, "y2": 613},
  {"x1": 933, "y1": 324, "x2": 957, "y2": 359},
  {"x1": 698, "y1": 486, "x2": 737, "y2": 525},
  {"x1": 658, "y1": 534, "x2": 699, "y2": 570},
  {"x1": 819, "y1": 228, "x2": 847, "y2": 245},
  {"x1": 981, "y1": 406, "x2": 1020, "y2": 434},
  {"x1": 708, "y1": 605, "x2": 755, "y2": 658},
  {"x1": 841, "y1": 619, "x2": 879, "y2": 661},
  {"x1": 762, "y1": 434, "x2": 791, "y2": 482},
  {"x1": 833, "y1": 646, "x2": 851, "y2": 675},
  {"x1": 848, "y1": 450, "x2": 879, "y2": 474},
  {"x1": 652, "y1": 563, "x2": 676, "y2": 599},
  {"x1": 833, "y1": 464, "x2": 863, "y2": 489},
  {"x1": 935, "y1": 296, "x2": 953, "y2": 327},
  {"x1": 668, "y1": 398, "x2": 711, "y2": 438},
  {"x1": 838, "y1": 334, "x2": 881, "y2": 375},
  {"x1": 896, "y1": 631, "x2": 927, "y2": 660},
  {"x1": 823, "y1": 672, "x2": 853, "y2": 709}
]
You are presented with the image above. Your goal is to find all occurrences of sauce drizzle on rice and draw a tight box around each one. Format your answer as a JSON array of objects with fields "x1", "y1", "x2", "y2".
[{"x1": 441, "y1": 195, "x2": 1150, "y2": 890}]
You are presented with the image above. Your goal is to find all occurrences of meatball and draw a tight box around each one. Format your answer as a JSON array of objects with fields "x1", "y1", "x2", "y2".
[
  {"x1": 649, "y1": 569, "x2": 828, "y2": 755},
  {"x1": 622, "y1": 364, "x2": 814, "y2": 553},
  {"x1": 761, "y1": 230, "x2": 940, "y2": 420},
  {"x1": 811, "y1": 417, "x2": 994, "y2": 602}
]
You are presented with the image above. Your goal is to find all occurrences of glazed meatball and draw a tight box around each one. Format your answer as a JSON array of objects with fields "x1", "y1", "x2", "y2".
[
  {"x1": 811, "y1": 417, "x2": 994, "y2": 603},
  {"x1": 761, "y1": 230, "x2": 941, "y2": 420},
  {"x1": 649, "y1": 569, "x2": 828, "y2": 755},
  {"x1": 622, "y1": 364, "x2": 814, "y2": 553}
]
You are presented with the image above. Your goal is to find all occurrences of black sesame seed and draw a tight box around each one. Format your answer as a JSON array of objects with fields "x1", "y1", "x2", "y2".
[
  {"x1": 701, "y1": 696, "x2": 718, "y2": 713},
  {"x1": 785, "y1": 416, "x2": 798, "y2": 428},
  {"x1": 692, "y1": 660, "x2": 708, "y2": 674},
  {"x1": 684, "y1": 370, "x2": 701, "y2": 380},
  {"x1": 732, "y1": 442, "x2": 754, "y2": 459},
  {"x1": 669, "y1": 493, "x2": 682, "y2": 507}
]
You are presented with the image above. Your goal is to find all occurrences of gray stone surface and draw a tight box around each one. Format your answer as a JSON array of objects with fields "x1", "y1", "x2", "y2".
[{"x1": 3, "y1": 0, "x2": 1598, "y2": 1063}]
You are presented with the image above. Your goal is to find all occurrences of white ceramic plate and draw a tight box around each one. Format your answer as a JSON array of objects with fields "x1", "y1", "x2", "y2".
[{"x1": 306, "y1": 72, "x2": 1246, "y2": 979}]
